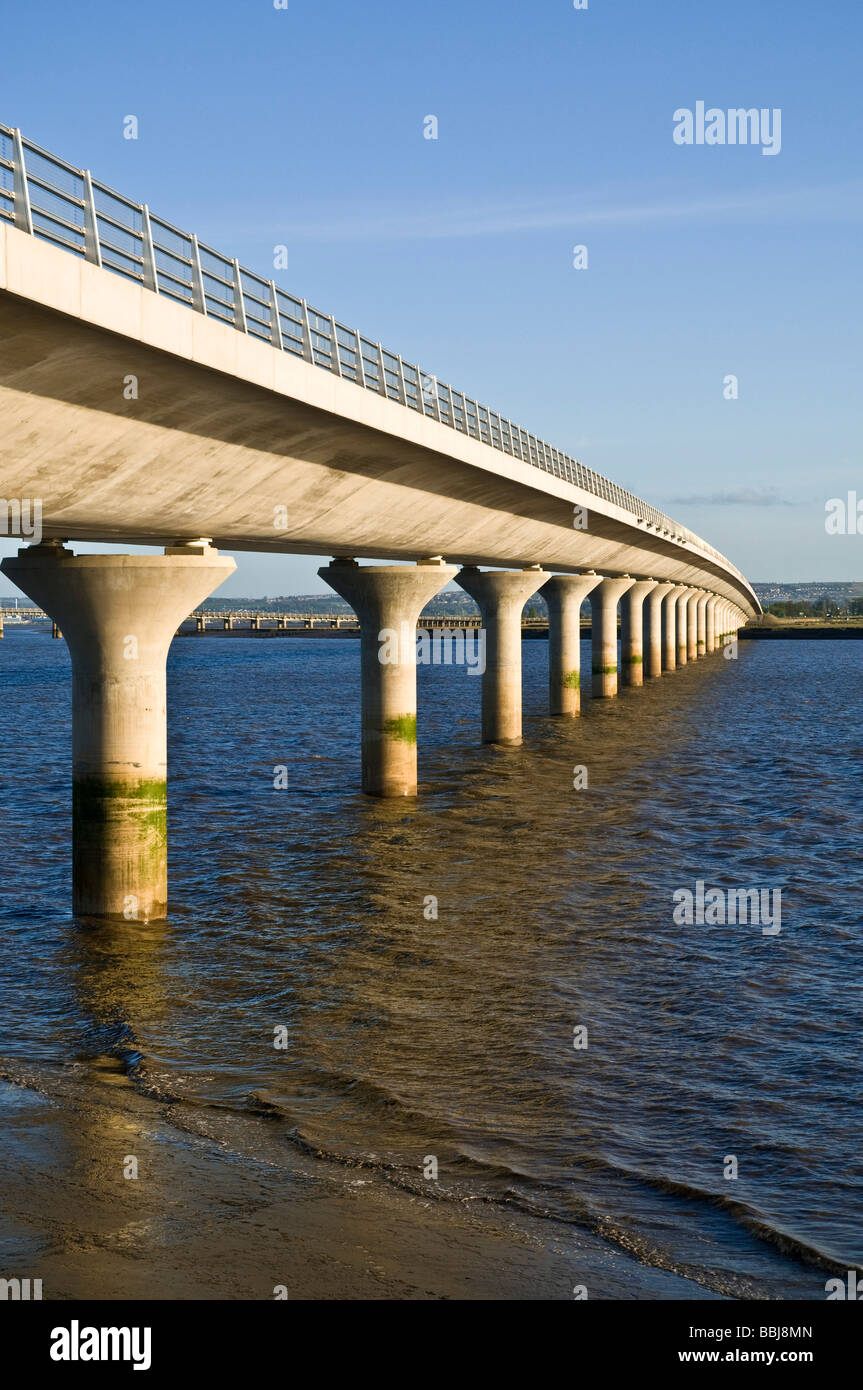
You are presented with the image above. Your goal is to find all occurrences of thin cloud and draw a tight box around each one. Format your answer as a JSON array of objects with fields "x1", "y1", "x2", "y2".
[
  {"x1": 667, "y1": 487, "x2": 792, "y2": 507},
  {"x1": 276, "y1": 181, "x2": 863, "y2": 243}
]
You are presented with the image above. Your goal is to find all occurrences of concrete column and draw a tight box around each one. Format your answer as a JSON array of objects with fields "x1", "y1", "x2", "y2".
[
  {"x1": 663, "y1": 586, "x2": 687, "y2": 671},
  {"x1": 686, "y1": 591, "x2": 699, "y2": 662},
  {"x1": 706, "y1": 596, "x2": 717, "y2": 652},
  {"x1": 675, "y1": 588, "x2": 693, "y2": 666},
  {"x1": 696, "y1": 593, "x2": 709, "y2": 657},
  {"x1": 0, "y1": 540, "x2": 235, "y2": 921},
  {"x1": 726, "y1": 604, "x2": 737, "y2": 645},
  {"x1": 454, "y1": 566, "x2": 550, "y2": 743},
  {"x1": 590, "y1": 576, "x2": 635, "y2": 697},
  {"x1": 540, "y1": 571, "x2": 599, "y2": 716},
  {"x1": 318, "y1": 558, "x2": 457, "y2": 795},
  {"x1": 620, "y1": 579, "x2": 658, "y2": 687},
  {"x1": 645, "y1": 581, "x2": 675, "y2": 677}
]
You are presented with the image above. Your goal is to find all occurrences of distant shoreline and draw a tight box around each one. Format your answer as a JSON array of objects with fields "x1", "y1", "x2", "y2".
[{"x1": 5, "y1": 622, "x2": 863, "y2": 641}]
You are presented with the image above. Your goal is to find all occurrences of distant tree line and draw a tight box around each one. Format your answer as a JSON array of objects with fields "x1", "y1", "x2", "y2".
[{"x1": 765, "y1": 598, "x2": 863, "y2": 618}]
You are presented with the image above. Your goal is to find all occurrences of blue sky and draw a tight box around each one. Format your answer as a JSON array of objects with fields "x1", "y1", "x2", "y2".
[{"x1": 2, "y1": 0, "x2": 861, "y2": 594}]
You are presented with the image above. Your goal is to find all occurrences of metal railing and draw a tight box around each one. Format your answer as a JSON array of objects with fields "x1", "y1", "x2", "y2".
[{"x1": 0, "y1": 123, "x2": 738, "y2": 575}]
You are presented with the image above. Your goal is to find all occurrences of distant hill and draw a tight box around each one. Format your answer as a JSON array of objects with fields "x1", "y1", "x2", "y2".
[
  {"x1": 7, "y1": 581, "x2": 862, "y2": 619},
  {"x1": 753, "y1": 581, "x2": 863, "y2": 604},
  {"x1": 198, "y1": 589, "x2": 486, "y2": 617},
  {"x1": 198, "y1": 581, "x2": 863, "y2": 618}
]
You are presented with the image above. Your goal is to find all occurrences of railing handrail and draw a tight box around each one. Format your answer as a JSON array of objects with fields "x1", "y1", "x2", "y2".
[{"x1": 0, "y1": 122, "x2": 746, "y2": 586}]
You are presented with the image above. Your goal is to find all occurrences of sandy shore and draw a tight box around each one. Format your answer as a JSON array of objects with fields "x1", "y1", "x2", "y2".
[{"x1": 0, "y1": 1068, "x2": 721, "y2": 1301}]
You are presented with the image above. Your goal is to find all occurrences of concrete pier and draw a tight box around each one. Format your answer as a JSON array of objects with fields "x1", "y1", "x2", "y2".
[
  {"x1": 319, "y1": 558, "x2": 457, "y2": 795},
  {"x1": 662, "y1": 586, "x2": 682, "y2": 671},
  {"x1": 696, "y1": 593, "x2": 708, "y2": 657},
  {"x1": 645, "y1": 582, "x2": 675, "y2": 677},
  {"x1": 706, "y1": 596, "x2": 717, "y2": 652},
  {"x1": 620, "y1": 579, "x2": 657, "y2": 688},
  {"x1": 540, "y1": 572, "x2": 599, "y2": 716},
  {"x1": 0, "y1": 540, "x2": 235, "y2": 920},
  {"x1": 686, "y1": 591, "x2": 699, "y2": 662},
  {"x1": 590, "y1": 576, "x2": 634, "y2": 697},
  {"x1": 676, "y1": 588, "x2": 692, "y2": 667},
  {"x1": 455, "y1": 566, "x2": 549, "y2": 743}
]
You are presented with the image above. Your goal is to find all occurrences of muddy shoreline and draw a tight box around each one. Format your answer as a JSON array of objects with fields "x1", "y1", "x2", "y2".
[{"x1": 0, "y1": 1069, "x2": 721, "y2": 1302}]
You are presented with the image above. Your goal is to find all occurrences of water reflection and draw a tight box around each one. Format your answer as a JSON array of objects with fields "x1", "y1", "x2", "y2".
[{"x1": 1, "y1": 632, "x2": 860, "y2": 1297}]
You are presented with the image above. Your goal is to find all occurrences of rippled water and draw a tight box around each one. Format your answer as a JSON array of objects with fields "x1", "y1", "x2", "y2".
[{"x1": 1, "y1": 628, "x2": 861, "y2": 1298}]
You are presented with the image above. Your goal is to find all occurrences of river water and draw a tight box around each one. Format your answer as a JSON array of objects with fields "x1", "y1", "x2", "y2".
[{"x1": 0, "y1": 628, "x2": 860, "y2": 1299}]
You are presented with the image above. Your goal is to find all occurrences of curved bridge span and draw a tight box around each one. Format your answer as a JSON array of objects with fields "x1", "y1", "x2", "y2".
[
  {"x1": 0, "y1": 124, "x2": 757, "y2": 614},
  {"x1": 0, "y1": 125, "x2": 757, "y2": 923}
]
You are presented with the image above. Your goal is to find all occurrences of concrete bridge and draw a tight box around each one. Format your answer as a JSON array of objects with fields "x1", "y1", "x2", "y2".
[
  {"x1": 0, "y1": 124, "x2": 757, "y2": 923},
  {"x1": 178, "y1": 611, "x2": 568, "y2": 634}
]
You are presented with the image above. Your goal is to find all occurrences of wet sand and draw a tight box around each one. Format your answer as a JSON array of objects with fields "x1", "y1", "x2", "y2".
[{"x1": 0, "y1": 1070, "x2": 719, "y2": 1301}]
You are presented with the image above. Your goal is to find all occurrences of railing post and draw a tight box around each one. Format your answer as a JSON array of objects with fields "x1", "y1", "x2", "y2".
[
  {"x1": 330, "y1": 315, "x2": 341, "y2": 376},
  {"x1": 190, "y1": 233, "x2": 206, "y2": 313},
  {"x1": 141, "y1": 204, "x2": 158, "y2": 292},
  {"x1": 354, "y1": 330, "x2": 365, "y2": 387},
  {"x1": 395, "y1": 355, "x2": 407, "y2": 405},
  {"x1": 82, "y1": 171, "x2": 102, "y2": 267},
  {"x1": 376, "y1": 344, "x2": 388, "y2": 397},
  {"x1": 300, "y1": 301, "x2": 314, "y2": 363},
  {"x1": 268, "y1": 283, "x2": 283, "y2": 349},
  {"x1": 232, "y1": 259, "x2": 247, "y2": 332},
  {"x1": 11, "y1": 129, "x2": 33, "y2": 234}
]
